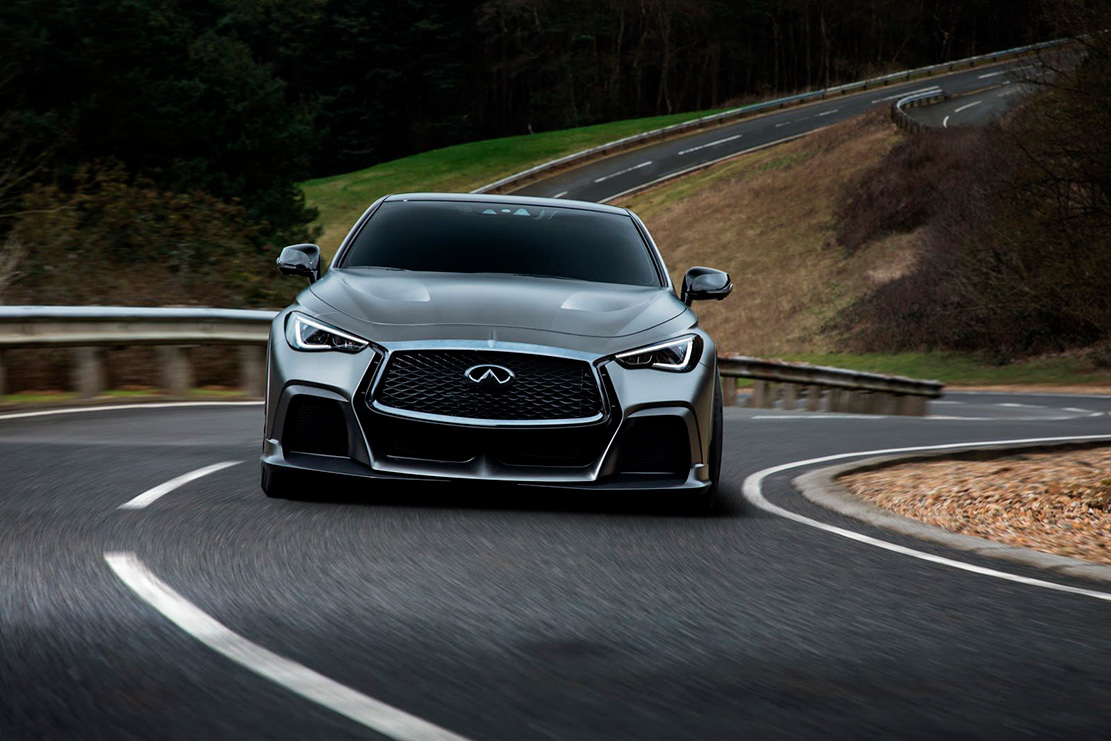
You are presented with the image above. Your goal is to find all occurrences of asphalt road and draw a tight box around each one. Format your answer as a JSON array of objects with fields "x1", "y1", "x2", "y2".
[
  {"x1": 7, "y1": 53, "x2": 1108, "y2": 740},
  {"x1": 511, "y1": 57, "x2": 1043, "y2": 203},
  {"x1": 3, "y1": 397, "x2": 1111, "y2": 739}
]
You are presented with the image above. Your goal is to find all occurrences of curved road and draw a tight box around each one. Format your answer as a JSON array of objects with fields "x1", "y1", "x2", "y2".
[
  {"x1": 6, "y1": 53, "x2": 1109, "y2": 739},
  {"x1": 510, "y1": 56, "x2": 1043, "y2": 202},
  {"x1": 3, "y1": 396, "x2": 1111, "y2": 739}
]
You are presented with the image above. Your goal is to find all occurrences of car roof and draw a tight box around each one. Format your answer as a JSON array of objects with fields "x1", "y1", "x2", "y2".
[{"x1": 384, "y1": 192, "x2": 629, "y2": 216}]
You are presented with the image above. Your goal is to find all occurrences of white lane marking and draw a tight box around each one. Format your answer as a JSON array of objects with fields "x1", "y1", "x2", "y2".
[
  {"x1": 948, "y1": 390, "x2": 1111, "y2": 399},
  {"x1": 998, "y1": 88, "x2": 1020, "y2": 97},
  {"x1": 816, "y1": 108, "x2": 839, "y2": 117},
  {"x1": 774, "y1": 120, "x2": 796, "y2": 128},
  {"x1": 942, "y1": 115, "x2": 951, "y2": 128},
  {"x1": 552, "y1": 191, "x2": 568, "y2": 198},
  {"x1": 751, "y1": 414, "x2": 884, "y2": 420},
  {"x1": 0, "y1": 401, "x2": 263, "y2": 423},
  {"x1": 1065, "y1": 408, "x2": 1094, "y2": 414},
  {"x1": 871, "y1": 86, "x2": 938, "y2": 103},
  {"x1": 105, "y1": 552, "x2": 470, "y2": 741},
  {"x1": 978, "y1": 71, "x2": 1005, "y2": 79},
  {"x1": 954, "y1": 100, "x2": 982, "y2": 114},
  {"x1": 593, "y1": 160, "x2": 652, "y2": 183},
  {"x1": 742, "y1": 434, "x2": 1111, "y2": 604},
  {"x1": 601, "y1": 130, "x2": 821, "y2": 203},
  {"x1": 677, "y1": 134, "x2": 742, "y2": 156},
  {"x1": 999, "y1": 402, "x2": 1040, "y2": 408},
  {"x1": 933, "y1": 401, "x2": 963, "y2": 405},
  {"x1": 118, "y1": 461, "x2": 241, "y2": 510}
]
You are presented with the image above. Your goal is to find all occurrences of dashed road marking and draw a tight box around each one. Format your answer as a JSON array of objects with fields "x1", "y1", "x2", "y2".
[
  {"x1": 677, "y1": 134, "x2": 742, "y2": 155},
  {"x1": 954, "y1": 100, "x2": 982, "y2": 114},
  {"x1": 593, "y1": 160, "x2": 652, "y2": 183},
  {"x1": 118, "y1": 461, "x2": 241, "y2": 510},
  {"x1": 871, "y1": 86, "x2": 938, "y2": 103}
]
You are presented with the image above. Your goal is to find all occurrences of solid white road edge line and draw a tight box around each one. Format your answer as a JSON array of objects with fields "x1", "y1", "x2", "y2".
[
  {"x1": 742, "y1": 434, "x2": 1111, "y2": 604},
  {"x1": 104, "y1": 552, "x2": 471, "y2": 741},
  {"x1": 0, "y1": 400, "x2": 263, "y2": 422},
  {"x1": 118, "y1": 461, "x2": 242, "y2": 510}
]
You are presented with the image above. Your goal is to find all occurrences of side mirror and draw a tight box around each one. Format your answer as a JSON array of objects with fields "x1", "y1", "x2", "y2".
[
  {"x1": 277, "y1": 243, "x2": 321, "y2": 283},
  {"x1": 680, "y1": 266, "x2": 732, "y2": 306}
]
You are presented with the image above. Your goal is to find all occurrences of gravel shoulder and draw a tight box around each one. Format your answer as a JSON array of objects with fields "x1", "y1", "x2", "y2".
[{"x1": 841, "y1": 447, "x2": 1111, "y2": 566}]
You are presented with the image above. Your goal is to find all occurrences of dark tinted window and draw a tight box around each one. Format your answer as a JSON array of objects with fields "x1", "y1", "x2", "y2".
[{"x1": 341, "y1": 200, "x2": 660, "y2": 287}]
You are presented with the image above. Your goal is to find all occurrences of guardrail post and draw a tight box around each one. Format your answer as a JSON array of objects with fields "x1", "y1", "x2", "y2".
[
  {"x1": 720, "y1": 375, "x2": 736, "y2": 406},
  {"x1": 899, "y1": 395, "x2": 928, "y2": 417},
  {"x1": 72, "y1": 347, "x2": 106, "y2": 398},
  {"x1": 156, "y1": 346, "x2": 192, "y2": 396},
  {"x1": 806, "y1": 384, "x2": 821, "y2": 411},
  {"x1": 239, "y1": 345, "x2": 266, "y2": 397},
  {"x1": 782, "y1": 383, "x2": 799, "y2": 411},
  {"x1": 751, "y1": 380, "x2": 771, "y2": 408}
]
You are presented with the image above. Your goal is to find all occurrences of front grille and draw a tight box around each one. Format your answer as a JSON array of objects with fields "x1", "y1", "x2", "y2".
[
  {"x1": 283, "y1": 396, "x2": 349, "y2": 456},
  {"x1": 374, "y1": 350, "x2": 603, "y2": 421},
  {"x1": 616, "y1": 417, "x2": 690, "y2": 475}
]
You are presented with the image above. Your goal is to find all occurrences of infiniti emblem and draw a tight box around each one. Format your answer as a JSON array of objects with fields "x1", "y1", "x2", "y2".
[{"x1": 464, "y1": 364, "x2": 515, "y2": 392}]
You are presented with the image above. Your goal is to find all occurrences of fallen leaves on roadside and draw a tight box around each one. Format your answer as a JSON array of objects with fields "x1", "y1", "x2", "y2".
[{"x1": 841, "y1": 447, "x2": 1111, "y2": 564}]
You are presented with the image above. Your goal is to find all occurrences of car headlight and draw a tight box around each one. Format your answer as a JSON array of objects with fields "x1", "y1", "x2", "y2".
[
  {"x1": 614, "y1": 335, "x2": 701, "y2": 372},
  {"x1": 285, "y1": 312, "x2": 369, "y2": 353}
]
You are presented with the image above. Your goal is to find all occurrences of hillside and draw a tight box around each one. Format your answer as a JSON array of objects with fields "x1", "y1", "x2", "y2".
[
  {"x1": 617, "y1": 112, "x2": 908, "y2": 357},
  {"x1": 302, "y1": 108, "x2": 725, "y2": 255}
]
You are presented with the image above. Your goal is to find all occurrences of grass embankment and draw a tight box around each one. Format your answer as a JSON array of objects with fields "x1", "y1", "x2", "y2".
[
  {"x1": 303, "y1": 109, "x2": 725, "y2": 256},
  {"x1": 615, "y1": 113, "x2": 1111, "y2": 389}
]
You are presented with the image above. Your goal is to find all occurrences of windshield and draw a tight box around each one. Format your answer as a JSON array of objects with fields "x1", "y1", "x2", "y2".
[{"x1": 340, "y1": 200, "x2": 661, "y2": 287}]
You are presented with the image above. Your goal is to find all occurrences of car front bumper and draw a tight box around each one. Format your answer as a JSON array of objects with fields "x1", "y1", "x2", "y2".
[{"x1": 262, "y1": 322, "x2": 718, "y2": 493}]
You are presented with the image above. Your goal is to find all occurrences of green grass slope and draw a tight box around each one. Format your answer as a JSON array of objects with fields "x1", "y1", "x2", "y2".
[{"x1": 302, "y1": 109, "x2": 724, "y2": 256}]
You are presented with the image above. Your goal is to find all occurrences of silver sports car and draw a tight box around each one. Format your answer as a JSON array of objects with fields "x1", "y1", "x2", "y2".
[{"x1": 261, "y1": 193, "x2": 732, "y2": 508}]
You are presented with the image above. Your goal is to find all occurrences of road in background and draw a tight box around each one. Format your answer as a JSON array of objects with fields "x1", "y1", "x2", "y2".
[{"x1": 513, "y1": 58, "x2": 1043, "y2": 203}]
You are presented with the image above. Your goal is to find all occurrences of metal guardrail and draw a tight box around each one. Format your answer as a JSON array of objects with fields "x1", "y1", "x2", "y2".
[
  {"x1": 0, "y1": 307, "x2": 944, "y2": 414},
  {"x1": 472, "y1": 38, "x2": 1070, "y2": 196},
  {"x1": 892, "y1": 89, "x2": 952, "y2": 132},
  {"x1": 0, "y1": 306, "x2": 275, "y2": 398},
  {"x1": 719, "y1": 355, "x2": 943, "y2": 416}
]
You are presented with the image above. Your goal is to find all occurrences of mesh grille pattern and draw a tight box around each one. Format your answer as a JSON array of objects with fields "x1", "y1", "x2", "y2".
[
  {"x1": 375, "y1": 350, "x2": 603, "y2": 421},
  {"x1": 283, "y1": 396, "x2": 349, "y2": 456},
  {"x1": 617, "y1": 417, "x2": 690, "y2": 475}
]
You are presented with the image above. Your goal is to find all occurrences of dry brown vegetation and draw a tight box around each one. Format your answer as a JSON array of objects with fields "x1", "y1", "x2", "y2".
[
  {"x1": 618, "y1": 111, "x2": 914, "y2": 355},
  {"x1": 842, "y1": 447, "x2": 1111, "y2": 565}
]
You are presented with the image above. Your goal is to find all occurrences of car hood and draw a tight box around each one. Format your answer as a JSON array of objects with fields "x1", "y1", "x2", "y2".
[{"x1": 307, "y1": 269, "x2": 685, "y2": 339}]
